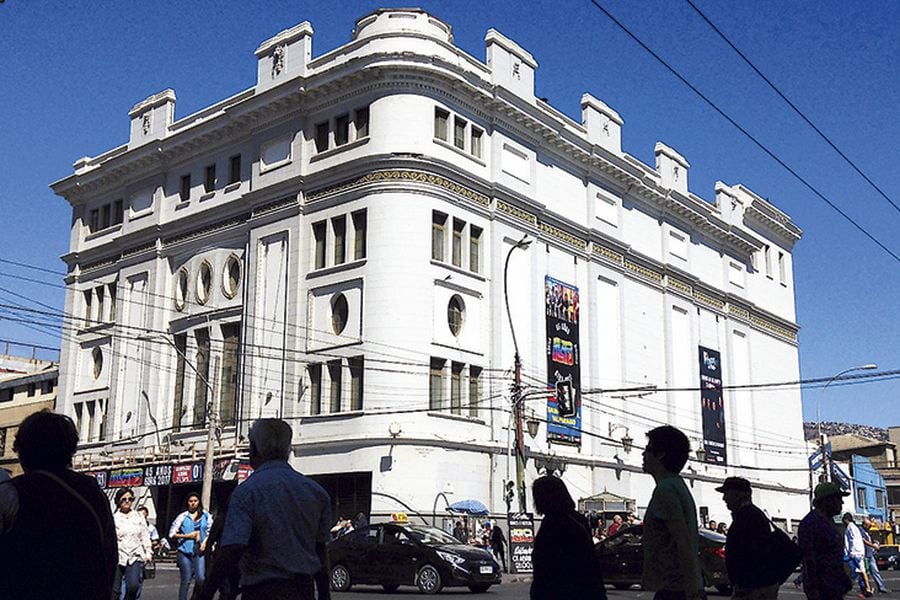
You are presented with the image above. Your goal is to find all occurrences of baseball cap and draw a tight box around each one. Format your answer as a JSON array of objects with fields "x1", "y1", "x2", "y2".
[
  {"x1": 813, "y1": 482, "x2": 849, "y2": 504},
  {"x1": 715, "y1": 477, "x2": 751, "y2": 494}
]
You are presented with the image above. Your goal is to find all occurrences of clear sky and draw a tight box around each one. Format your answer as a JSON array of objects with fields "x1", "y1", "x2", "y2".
[{"x1": 1, "y1": 1, "x2": 897, "y2": 429}]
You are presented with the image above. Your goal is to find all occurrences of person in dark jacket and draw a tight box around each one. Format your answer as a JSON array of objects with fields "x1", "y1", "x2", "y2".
[
  {"x1": 717, "y1": 477, "x2": 780, "y2": 599},
  {"x1": 530, "y1": 475, "x2": 606, "y2": 600},
  {"x1": 0, "y1": 410, "x2": 118, "y2": 600}
]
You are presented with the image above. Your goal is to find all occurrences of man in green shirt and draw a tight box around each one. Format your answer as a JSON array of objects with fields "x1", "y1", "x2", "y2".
[{"x1": 642, "y1": 425, "x2": 704, "y2": 600}]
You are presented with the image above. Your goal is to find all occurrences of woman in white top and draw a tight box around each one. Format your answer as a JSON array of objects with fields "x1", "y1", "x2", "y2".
[{"x1": 113, "y1": 487, "x2": 152, "y2": 600}]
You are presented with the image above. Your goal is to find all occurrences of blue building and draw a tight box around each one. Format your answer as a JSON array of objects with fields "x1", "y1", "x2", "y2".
[{"x1": 830, "y1": 434, "x2": 893, "y2": 523}]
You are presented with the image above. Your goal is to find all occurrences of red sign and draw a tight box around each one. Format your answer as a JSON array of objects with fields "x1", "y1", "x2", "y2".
[{"x1": 172, "y1": 463, "x2": 203, "y2": 484}]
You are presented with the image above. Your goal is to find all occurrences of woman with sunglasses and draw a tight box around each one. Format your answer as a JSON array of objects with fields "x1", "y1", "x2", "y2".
[
  {"x1": 113, "y1": 487, "x2": 153, "y2": 600},
  {"x1": 169, "y1": 492, "x2": 213, "y2": 600}
]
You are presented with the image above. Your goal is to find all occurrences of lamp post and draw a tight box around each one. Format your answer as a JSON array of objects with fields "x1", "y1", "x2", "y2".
[
  {"x1": 139, "y1": 333, "x2": 218, "y2": 508},
  {"x1": 503, "y1": 235, "x2": 532, "y2": 513},
  {"x1": 817, "y1": 363, "x2": 877, "y2": 482}
]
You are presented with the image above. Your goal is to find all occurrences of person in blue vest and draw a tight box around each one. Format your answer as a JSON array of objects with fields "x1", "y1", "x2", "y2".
[{"x1": 169, "y1": 492, "x2": 213, "y2": 600}]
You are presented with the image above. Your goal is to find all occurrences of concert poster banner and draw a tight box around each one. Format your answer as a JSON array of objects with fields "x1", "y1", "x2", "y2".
[
  {"x1": 699, "y1": 346, "x2": 727, "y2": 465},
  {"x1": 508, "y1": 513, "x2": 535, "y2": 574},
  {"x1": 544, "y1": 276, "x2": 582, "y2": 446}
]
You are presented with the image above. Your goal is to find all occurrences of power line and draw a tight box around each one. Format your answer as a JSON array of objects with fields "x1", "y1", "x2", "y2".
[
  {"x1": 587, "y1": 0, "x2": 900, "y2": 265},
  {"x1": 683, "y1": 0, "x2": 900, "y2": 217}
]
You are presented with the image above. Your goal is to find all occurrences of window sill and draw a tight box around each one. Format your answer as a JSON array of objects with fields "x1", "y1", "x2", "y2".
[
  {"x1": 199, "y1": 191, "x2": 215, "y2": 202},
  {"x1": 76, "y1": 322, "x2": 115, "y2": 335},
  {"x1": 310, "y1": 136, "x2": 370, "y2": 163},
  {"x1": 174, "y1": 200, "x2": 191, "y2": 211},
  {"x1": 224, "y1": 181, "x2": 241, "y2": 193},
  {"x1": 307, "y1": 258, "x2": 367, "y2": 279},
  {"x1": 85, "y1": 223, "x2": 123, "y2": 241},
  {"x1": 430, "y1": 259, "x2": 486, "y2": 282},
  {"x1": 434, "y1": 138, "x2": 486, "y2": 166},
  {"x1": 260, "y1": 157, "x2": 292, "y2": 174}
]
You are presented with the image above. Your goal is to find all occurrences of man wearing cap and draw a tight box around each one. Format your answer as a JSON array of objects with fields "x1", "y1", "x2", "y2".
[
  {"x1": 842, "y1": 513, "x2": 872, "y2": 597},
  {"x1": 797, "y1": 483, "x2": 853, "y2": 600},
  {"x1": 717, "y1": 477, "x2": 780, "y2": 599}
]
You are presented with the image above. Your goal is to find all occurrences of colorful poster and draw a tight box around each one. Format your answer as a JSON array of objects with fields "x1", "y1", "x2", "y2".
[
  {"x1": 86, "y1": 470, "x2": 108, "y2": 489},
  {"x1": 508, "y1": 513, "x2": 535, "y2": 574},
  {"x1": 545, "y1": 276, "x2": 582, "y2": 446},
  {"x1": 108, "y1": 467, "x2": 143, "y2": 488},
  {"x1": 699, "y1": 346, "x2": 727, "y2": 465},
  {"x1": 172, "y1": 463, "x2": 204, "y2": 484}
]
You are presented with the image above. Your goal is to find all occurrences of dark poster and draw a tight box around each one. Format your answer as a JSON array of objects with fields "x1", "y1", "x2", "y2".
[
  {"x1": 508, "y1": 513, "x2": 535, "y2": 574},
  {"x1": 699, "y1": 346, "x2": 727, "y2": 465},
  {"x1": 544, "y1": 276, "x2": 582, "y2": 446}
]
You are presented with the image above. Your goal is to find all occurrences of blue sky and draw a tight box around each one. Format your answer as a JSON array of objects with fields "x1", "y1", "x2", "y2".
[{"x1": 1, "y1": 1, "x2": 897, "y2": 429}]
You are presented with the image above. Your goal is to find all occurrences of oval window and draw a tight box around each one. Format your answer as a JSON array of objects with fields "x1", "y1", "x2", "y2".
[
  {"x1": 447, "y1": 294, "x2": 465, "y2": 337},
  {"x1": 92, "y1": 347, "x2": 103, "y2": 379},
  {"x1": 175, "y1": 268, "x2": 189, "y2": 311},
  {"x1": 197, "y1": 261, "x2": 212, "y2": 305},
  {"x1": 223, "y1": 255, "x2": 241, "y2": 299},
  {"x1": 331, "y1": 293, "x2": 349, "y2": 335}
]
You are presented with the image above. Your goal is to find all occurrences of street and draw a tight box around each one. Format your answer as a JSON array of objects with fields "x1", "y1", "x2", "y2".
[{"x1": 138, "y1": 565, "x2": 900, "y2": 599}]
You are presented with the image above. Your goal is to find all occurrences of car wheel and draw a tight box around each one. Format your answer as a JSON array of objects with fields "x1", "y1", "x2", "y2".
[
  {"x1": 416, "y1": 564, "x2": 443, "y2": 594},
  {"x1": 382, "y1": 584, "x2": 400, "y2": 593},
  {"x1": 613, "y1": 583, "x2": 632, "y2": 590},
  {"x1": 715, "y1": 585, "x2": 733, "y2": 596},
  {"x1": 468, "y1": 584, "x2": 491, "y2": 593},
  {"x1": 330, "y1": 564, "x2": 351, "y2": 592}
]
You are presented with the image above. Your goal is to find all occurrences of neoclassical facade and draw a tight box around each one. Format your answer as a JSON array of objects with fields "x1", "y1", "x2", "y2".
[{"x1": 52, "y1": 9, "x2": 807, "y2": 530}]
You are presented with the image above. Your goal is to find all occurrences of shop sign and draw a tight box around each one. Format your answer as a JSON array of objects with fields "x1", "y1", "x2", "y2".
[
  {"x1": 143, "y1": 464, "x2": 173, "y2": 486},
  {"x1": 508, "y1": 512, "x2": 535, "y2": 574},
  {"x1": 108, "y1": 467, "x2": 143, "y2": 488},
  {"x1": 172, "y1": 463, "x2": 203, "y2": 484}
]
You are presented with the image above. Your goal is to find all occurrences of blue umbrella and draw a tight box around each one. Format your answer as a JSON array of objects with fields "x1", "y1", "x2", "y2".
[{"x1": 447, "y1": 499, "x2": 489, "y2": 516}]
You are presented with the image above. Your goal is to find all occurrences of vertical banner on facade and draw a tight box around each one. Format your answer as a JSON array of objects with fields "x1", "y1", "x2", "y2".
[
  {"x1": 545, "y1": 276, "x2": 582, "y2": 446},
  {"x1": 699, "y1": 346, "x2": 727, "y2": 465},
  {"x1": 508, "y1": 513, "x2": 535, "y2": 574}
]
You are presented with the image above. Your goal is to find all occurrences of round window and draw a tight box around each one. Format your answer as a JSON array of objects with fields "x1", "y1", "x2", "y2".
[
  {"x1": 197, "y1": 261, "x2": 212, "y2": 305},
  {"x1": 223, "y1": 255, "x2": 242, "y2": 299},
  {"x1": 92, "y1": 347, "x2": 103, "y2": 379},
  {"x1": 447, "y1": 294, "x2": 465, "y2": 337},
  {"x1": 331, "y1": 293, "x2": 349, "y2": 335},
  {"x1": 175, "y1": 268, "x2": 189, "y2": 311}
]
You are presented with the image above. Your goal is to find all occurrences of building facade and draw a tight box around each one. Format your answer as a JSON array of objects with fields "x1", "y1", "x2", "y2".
[
  {"x1": 51, "y1": 9, "x2": 808, "y2": 529},
  {"x1": 0, "y1": 355, "x2": 58, "y2": 476}
]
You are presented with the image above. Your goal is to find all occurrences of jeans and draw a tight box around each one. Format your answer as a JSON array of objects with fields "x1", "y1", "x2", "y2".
[
  {"x1": 113, "y1": 561, "x2": 144, "y2": 600},
  {"x1": 867, "y1": 555, "x2": 887, "y2": 591},
  {"x1": 176, "y1": 552, "x2": 206, "y2": 600}
]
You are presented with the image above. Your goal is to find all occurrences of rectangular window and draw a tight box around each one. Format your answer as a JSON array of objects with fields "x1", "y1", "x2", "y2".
[
  {"x1": 857, "y1": 486, "x2": 867, "y2": 509},
  {"x1": 74, "y1": 403, "x2": 83, "y2": 437},
  {"x1": 89, "y1": 209, "x2": 100, "y2": 233},
  {"x1": 669, "y1": 230, "x2": 688, "y2": 260},
  {"x1": 220, "y1": 322, "x2": 240, "y2": 427},
  {"x1": 876, "y1": 489, "x2": 885, "y2": 508},
  {"x1": 83, "y1": 290, "x2": 92, "y2": 327},
  {"x1": 86, "y1": 401, "x2": 96, "y2": 443},
  {"x1": 429, "y1": 358, "x2": 444, "y2": 410},
  {"x1": 469, "y1": 366, "x2": 482, "y2": 418},
  {"x1": 101, "y1": 204, "x2": 111, "y2": 230},
  {"x1": 469, "y1": 226, "x2": 482, "y2": 273},
  {"x1": 95, "y1": 286, "x2": 105, "y2": 323},
  {"x1": 309, "y1": 364, "x2": 322, "y2": 415},
  {"x1": 333, "y1": 215, "x2": 346, "y2": 265},
  {"x1": 355, "y1": 106, "x2": 369, "y2": 139},
  {"x1": 229, "y1": 155, "x2": 241, "y2": 185},
  {"x1": 204, "y1": 164, "x2": 216, "y2": 193},
  {"x1": 352, "y1": 210, "x2": 367, "y2": 260},
  {"x1": 452, "y1": 219, "x2": 464, "y2": 267},
  {"x1": 454, "y1": 117, "x2": 467, "y2": 150},
  {"x1": 471, "y1": 127, "x2": 483, "y2": 158},
  {"x1": 434, "y1": 108, "x2": 450, "y2": 141},
  {"x1": 98, "y1": 399, "x2": 107, "y2": 441},
  {"x1": 41, "y1": 379, "x2": 53, "y2": 395},
  {"x1": 349, "y1": 356, "x2": 364, "y2": 411},
  {"x1": 778, "y1": 251, "x2": 786, "y2": 283},
  {"x1": 108, "y1": 282, "x2": 117, "y2": 322},
  {"x1": 113, "y1": 199, "x2": 124, "y2": 225},
  {"x1": 180, "y1": 174, "x2": 191, "y2": 202},
  {"x1": 764, "y1": 245, "x2": 772, "y2": 277},
  {"x1": 172, "y1": 333, "x2": 187, "y2": 432},
  {"x1": 315, "y1": 121, "x2": 329, "y2": 153},
  {"x1": 450, "y1": 362, "x2": 464, "y2": 415},
  {"x1": 27, "y1": 383, "x2": 36, "y2": 397},
  {"x1": 328, "y1": 360, "x2": 342, "y2": 413},
  {"x1": 0, "y1": 428, "x2": 6, "y2": 456},
  {"x1": 432, "y1": 212, "x2": 446, "y2": 261},
  {"x1": 335, "y1": 114, "x2": 350, "y2": 146},
  {"x1": 728, "y1": 261, "x2": 745, "y2": 289},
  {"x1": 313, "y1": 221, "x2": 327, "y2": 269},
  {"x1": 193, "y1": 328, "x2": 211, "y2": 428}
]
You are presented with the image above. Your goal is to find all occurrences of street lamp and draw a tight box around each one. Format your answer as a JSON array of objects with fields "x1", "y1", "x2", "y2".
[
  {"x1": 139, "y1": 333, "x2": 219, "y2": 508},
  {"x1": 817, "y1": 363, "x2": 877, "y2": 482},
  {"x1": 503, "y1": 235, "x2": 532, "y2": 514},
  {"x1": 608, "y1": 423, "x2": 633, "y2": 454}
]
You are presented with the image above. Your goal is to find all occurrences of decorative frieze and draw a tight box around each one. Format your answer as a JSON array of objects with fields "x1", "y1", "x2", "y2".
[
  {"x1": 666, "y1": 276, "x2": 693, "y2": 297},
  {"x1": 728, "y1": 304, "x2": 750, "y2": 320},
  {"x1": 624, "y1": 260, "x2": 663, "y2": 284},
  {"x1": 693, "y1": 289, "x2": 725, "y2": 311},
  {"x1": 592, "y1": 244, "x2": 624, "y2": 266},
  {"x1": 539, "y1": 222, "x2": 587, "y2": 250},
  {"x1": 307, "y1": 169, "x2": 491, "y2": 207},
  {"x1": 496, "y1": 199, "x2": 537, "y2": 225},
  {"x1": 750, "y1": 314, "x2": 798, "y2": 342}
]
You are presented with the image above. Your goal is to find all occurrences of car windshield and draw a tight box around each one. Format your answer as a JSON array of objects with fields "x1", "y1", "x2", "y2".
[{"x1": 404, "y1": 526, "x2": 461, "y2": 546}]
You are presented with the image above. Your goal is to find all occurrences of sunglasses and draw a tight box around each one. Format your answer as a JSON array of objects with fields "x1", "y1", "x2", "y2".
[{"x1": 120, "y1": 497, "x2": 134, "y2": 503}]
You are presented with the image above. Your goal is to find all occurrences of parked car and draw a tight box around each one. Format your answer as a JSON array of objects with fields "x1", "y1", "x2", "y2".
[
  {"x1": 327, "y1": 518, "x2": 502, "y2": 594},
  {"x1": 875, "y1": 545, "x2": 900, "y2": 570},
  {"x1": 595, "y1": 525, "x2": 732, "y2": 595}
]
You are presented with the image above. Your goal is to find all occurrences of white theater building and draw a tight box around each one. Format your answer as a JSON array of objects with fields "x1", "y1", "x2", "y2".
[{"x1": 52, "y1": 8, "x2": 808, "y2": 530}]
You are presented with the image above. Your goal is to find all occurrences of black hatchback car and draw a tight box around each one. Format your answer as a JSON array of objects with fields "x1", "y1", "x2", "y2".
[
  {"x1": 875, "y1": 545, "x2": 900, "y2": 570},
  {"x1": 596, "y1": 525, "x2": 732, "y2": 594},
  {"x1": 328, "y1": 521, "x2": 502, "y2": 594}
]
